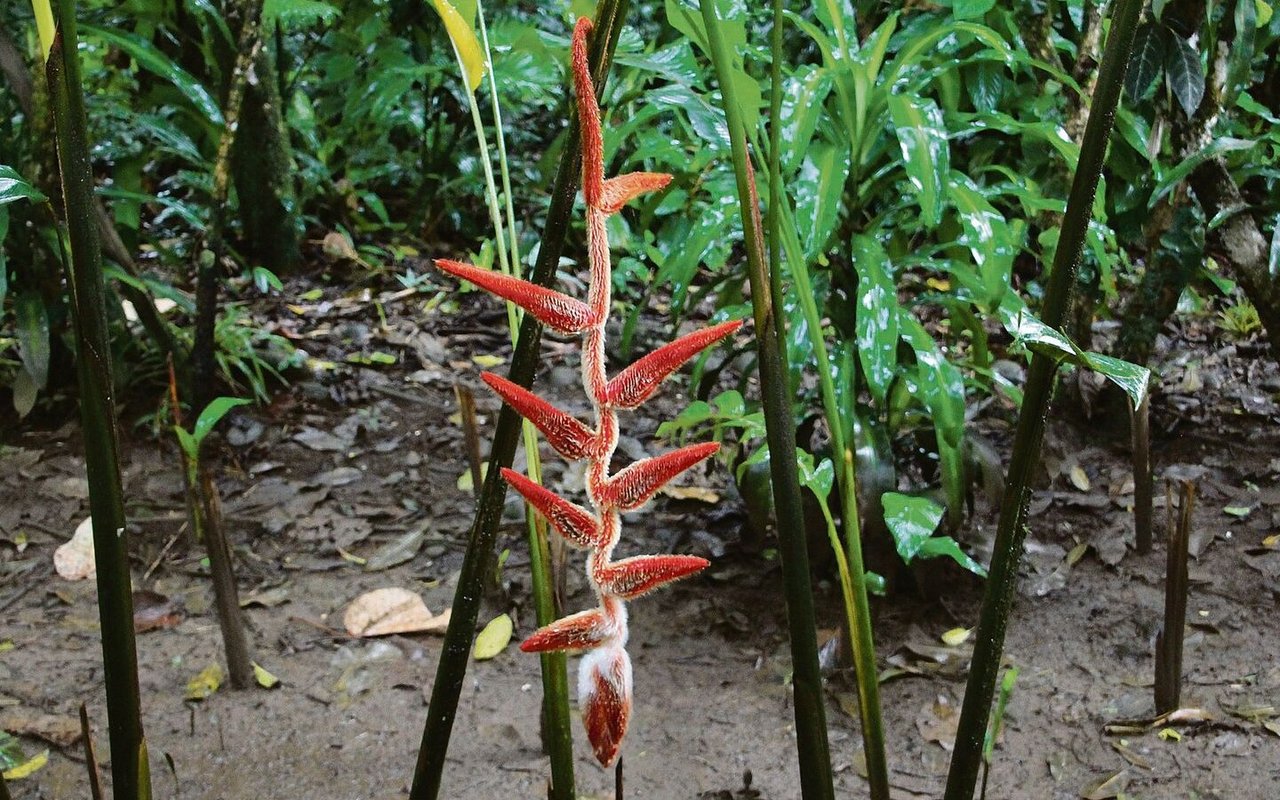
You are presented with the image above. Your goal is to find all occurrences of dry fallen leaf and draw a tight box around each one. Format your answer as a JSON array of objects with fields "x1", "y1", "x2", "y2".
[
  {"x1": 473, "y1": 613, "x2": 513, "y2": 660},
  {"x1": 659, "y1": 485, "x2": 722, "y2": 503},
  {"x1": 343, "y1": 587, "x2": 451, "y2": 637},
  {"x1": 54, "y1": 517, "x2": 96, "y2": 581},
  {"x1": 1069, "y1": 464, "x2": 1091, "y2": 492},
  {"x1": 132, "y1": 590, "x2": 183, "y2": 633},
  {"x1": 186, "y1": 664, "x2": 224, "y2": 701}
]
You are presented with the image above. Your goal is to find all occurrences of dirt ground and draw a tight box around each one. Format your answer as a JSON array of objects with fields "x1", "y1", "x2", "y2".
[{"x1": 2, "y1": 276, "x2": 1278, "y2": 799}]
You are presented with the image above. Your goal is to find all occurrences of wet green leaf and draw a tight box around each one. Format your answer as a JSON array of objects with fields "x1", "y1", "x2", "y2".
[
  {"x1": 882, "y1": 492, "x2": 944, "y2": 562},
  {"x1": 193, "y1": 397, "x2": 252, "y2": 448},
  {"x1": 0, "y1": 165, "x2": 47, "y2": 206},
  {"x1": 888, "y1": 93, "x2": 949, "y2": 229},
  {"x1": 794, "y1": 144, "x2": 850, "y2": 260},
  {"x1": 1125, "y1": 23, "x2": 1166, "y2": 101},
  {"x1": 81, "y1": 25, "x2": 224, "y2": 126},
  {"x1": 1165, "y1": 34, "x2": 1204, "y2": 117},
  {"x1": 852, "y1": 234, "x2": 899, "y2": 404}
]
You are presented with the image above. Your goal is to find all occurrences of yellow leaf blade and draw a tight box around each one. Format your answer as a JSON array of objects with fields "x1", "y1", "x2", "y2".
[
  {"x1": 431, "y1": 0, "x2": 486, "y2": 93},
  {"x1": 473, "y1": 613, "x2": 513, "y2": 660},
  {"x1": 2, "y1": 749, "x2": 48, "y2": 780}
]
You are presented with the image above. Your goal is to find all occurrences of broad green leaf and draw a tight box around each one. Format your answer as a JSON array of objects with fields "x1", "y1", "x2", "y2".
[
  {"x1": 32, "y1": 0, "x2": 54, "y2": 60},
  {"x1": 263, "y1": 0, "x2": 340, "y2": 29},
  {"x1": 1124, "y1": 23, "x2": 1166, "y2": 101},
  {"x1": 1149, "y1": 138, "x2": 1255, "y2": 209},
  {"x1": 888, "y1": 93, "x2": 949, "y2": 229},
  {"x1": 192, "y1": 397, "x2": 252, "y2": 447},
  {"x1": 951, "y1": 0, "x2": 996, "y2": 19},
  {"x1": 794, "y1": 144, "x2": 850, "y2": 260},
  {"x1": 917, "y1": 535, "x2": 987, "y2": 576},
  {"x1": 81, "y1": 25, "x2": 224, "y2": 126},
  {"x1": 779, "y1": 66, "x2": 833, "y2": 175},
  {"x1": 431, "y1": 0, "x2": 486, "y2": 94},
  {"x1": 967, "y1": 62, "x2": 1004, "y2": 112},
  {"x1": 900, "y1": 316, "x2": 965, "y2": 449},
  {"x1": 1164, "y1": 34, "x2": 1204, "y2": 117},
  {"x1": 666, "y1": 0, "x2": 759, "y2": 134},
  {"x1": 882, "y1": 492, "x2": 944, "y2": 562},
  {"x1": 1259, "y1": 0, "x2": 1274, "y2": 26},
  {"x1": 1225, "y1": 0, "x2": 1256, "y2": 106},
  {"x1": 0, "y1": 166, "x2": 47, "y2": 206},
  {"x1": 996, "y1": 295, "x2": 1151, "y2": 407},
  {"x1": 173, "y1": 427, "x2": 198, "y2": 463},
  {"x1": 950, "y1": 175, "x2": 1016, "y2": 309},
  {"x1": 796, "y1": 453, "x2": 835, "y2": 500},
  {"x1": 851, "y1": 234, "x2": 898, "y2": 404},
  {"x1": 473, "y1": 613, "x2": 513, "y2": 660},
  {"x1": 15, "y1": 292, "x2": 50, "y2": 389}
]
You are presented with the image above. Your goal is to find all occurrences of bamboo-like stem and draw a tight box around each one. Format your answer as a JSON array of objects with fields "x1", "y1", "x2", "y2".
[
  {"x1": 1155, "y1": 479, "x2": 1193, "y2": 713},
  {"x1": 80, "y1": 703, "x2": 105, "y2": 800},
  {"x1": 409, "y1": 3, "x2": 628, "y2": 796},
  {"x1": 33, "y1": 0, "x2": 148, "y2": 795},
  {"x1": 942, "y1": 2, "x2": 1144, "y2": 797},
  {"x1": 445, "y1": 6, "x2": 575, "y2": 792},
  {"x1": 0, "y1": 771, "x2": 10, "y2": 800},
  {"x1": 701, "y1": 2, "x2": 835, "y2": 797},
  {"x1": 1131, "y1": 392, "x2": 1152, "y2": 554}
]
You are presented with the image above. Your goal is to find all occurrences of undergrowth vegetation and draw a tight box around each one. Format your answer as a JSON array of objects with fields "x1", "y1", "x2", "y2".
[{"x1": 2, "y1": 0, "x2": 1279, "y2": 797}]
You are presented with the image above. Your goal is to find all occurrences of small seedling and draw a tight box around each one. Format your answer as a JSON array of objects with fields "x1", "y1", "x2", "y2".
[{"x1": 435, "y1": 18, "x2": 740, "y2": 767}]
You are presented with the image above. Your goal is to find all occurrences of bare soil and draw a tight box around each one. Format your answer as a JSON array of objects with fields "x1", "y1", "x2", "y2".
[{"x1": 2, "y1": 279, "x2": 1278, "y2": 800}]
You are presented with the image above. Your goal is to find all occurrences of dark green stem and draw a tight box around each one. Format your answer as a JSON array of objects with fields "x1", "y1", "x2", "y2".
[
  {"x1": 942, "y1": 1, "x2": 1144, "y2": 797},
  {"x1": 702, "y1": 2, "x2": 834, "y2": 798},
  {"x1": 1132, "y1": 392, "x2": 1152, "y2": 555},
  {"x1": 0, "y1": 771, "x2": 10, "y2": 800},
  {"x1": 41, "y1": 1, "x2": 147, "y2": 796},
  {"x1": 408, "y1": 3, "x2": 628, "y2": 797}
]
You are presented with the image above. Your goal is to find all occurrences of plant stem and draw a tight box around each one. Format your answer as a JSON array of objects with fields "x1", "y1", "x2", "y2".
[
  {"x1": 942, "y1": 1, "x2": 1144, "y2": 797},
  {"x1": 701, "y1": 2, "x2": 834, "y2": 798},
  {"x1": 453, "y1": 6, "x2": 575, "y2": 793},
  {"x1": 34, "y1": 0, "x2": 148, "y2": 795},
  {"x1": 80, "y1": 703, "x2": 105, "y2": 800},
  {"x1": 0, "y1": 771, "x2": 10, "y2": 800},
  {"x1": 408, "y1": 3, "x2": 628, "y2": 796},
  {"x1": 1131, "y1": 391, "x2": 1152, "y2": 555},
  {"x1": 1155, "y1": 480, "x2": 1193, "y2": 714}
]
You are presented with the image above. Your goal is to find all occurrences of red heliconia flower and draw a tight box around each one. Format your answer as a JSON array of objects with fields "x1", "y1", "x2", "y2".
[
  {"x1": 436, "y1": 17, "x2": 737, "y2": 769},
  {"x1": 579, "y1": 644, "x2": 632, "y2": 768},
  {"x1": 434, "y1": 259, "x2": 597, "y2": 334},
  {"x1": 597, "y1": 442, "x2": 720, "y2": 511},
  {"x1": 603, "y1": 319, "x2": 743, "y2": 408},
  {"x1": 481, "y1": 373, "x2": 598, "y2": 461}
]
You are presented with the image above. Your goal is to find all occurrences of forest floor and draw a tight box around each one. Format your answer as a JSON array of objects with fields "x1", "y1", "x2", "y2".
[{"x1": 2, "y1": 269, "x2": 1279, "y2": 800}]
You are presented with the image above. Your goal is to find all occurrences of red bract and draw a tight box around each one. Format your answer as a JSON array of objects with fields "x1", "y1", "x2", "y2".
[
  {"x1": 435, "y1": 17, "x2": 738, "y2": 769},
  {"x1": 434, "y1": 259, "x2": 597, "y2": 334}
]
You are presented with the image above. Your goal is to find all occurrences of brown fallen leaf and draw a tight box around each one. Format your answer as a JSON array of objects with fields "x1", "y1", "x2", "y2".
[
  {"x1": 343, "y1": 588, "x2": 451, "y2": 637},
  {"x1": 0, "y1": 710, "x2": 81, "y2": 748},
  {"x1": 132, "y1": 590, "x2": 183, "y2": 633},
  {"x1": 54, "y1": 517, "x2": 96, "y2": 581},
  {"x1": 1081, "y1": 770, "x2": 1128, "y2": 799}
]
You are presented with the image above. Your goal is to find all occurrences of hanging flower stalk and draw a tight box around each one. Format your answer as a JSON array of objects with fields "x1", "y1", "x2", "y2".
[{"x1": 435, "y1": 17, "x2": 740, "y2": 768}]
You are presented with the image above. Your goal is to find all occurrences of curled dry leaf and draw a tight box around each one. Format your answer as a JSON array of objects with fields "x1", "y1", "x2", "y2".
[
  {"x1": 53, "y1": 517, "x2": 96, "y2": 581},
  {"x1": 343, "y1": 587, "x2": 451, "y2": 637}
]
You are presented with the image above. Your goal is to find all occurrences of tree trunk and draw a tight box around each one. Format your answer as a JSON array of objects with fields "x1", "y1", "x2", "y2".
[{"x1": 230, "y1": 44, "x2": 302, "y2": 273}]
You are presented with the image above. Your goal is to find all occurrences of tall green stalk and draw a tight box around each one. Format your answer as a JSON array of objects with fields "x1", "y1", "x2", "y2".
[
  {"x1": 408, "y1": 3, "x2": 628, "y2": 797},
  {"x1": 942, "y1": 1, "x2": 1144, "y2": 797},
  {"x1": 31, "y1": 0, "x2": 148, "y2": 797},
  {"x1": 764, "y1": 5, "x2": 887, "y2": 794},
  {"x1": 700, "y1": 2, "x2": 834, "y2": 798}
]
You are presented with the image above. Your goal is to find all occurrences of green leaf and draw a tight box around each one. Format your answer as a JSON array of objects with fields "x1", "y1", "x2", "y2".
[
  {"x1": 0, "y1": 165, "x2": 47, "y2": 206},
  {"x1": 888, "y1": 93, "x2": 949, "y2": 229},
  {"x1": 1225, "y1": 0, "x2": 1257, "y2": 106},
  {"x1": 950, "y1": 175, "x2": 1016, "y2": 309},
  {"x1": 192, "y1": 397, "x2": 251, "y2": 448},
  {"x1": 263, "y1": 0, "x2": 340, "y2": 29},
  {"x1": 173, "y1": 427, "x2": 198, "y2": 462},
  {"x1": 797, "y1": 453, "x2": 835, "y2": 500},
  {"x1": 1258, "y1": 0, "x2": 1274, "y2": 26},
  {"x1": 1164, "y1": 34, "x2": 1204, "y2": 117},
  {"x1": 779, "y1": 66, "x2": 834, "y2": 175},
  {"x1": 900, "y1": 316, "x2": 965, "y2": 449},
  {"x1": 80, "y1": 25, "x2": 224, "y2": 126},
  {"x1": 1148, "y1": 138, "x2": 1255, "y2": 209},
  {"x1": 472, "y1": 613, "x2": 513, "y2": 660},
  {"x1": 851, "y1": 234, "x2": 899, "y2": 404},
  {"x1": 794, "y1": 143, "x2": 850, "y2": 260},
  {"x1": 667, "y1": 0, "x2": 759, "y2": 135},
  {"x1": 951, "y1": 0, "x2": 996, "y2": 19},
  {"x1": 15, "y1": 292, "x2": 50, "y2": 389},
  {"x1": 882, "y1": 492, "x2": 944, "y2": 562},
  {"x1": 917, "y1": 535, "x2": 987, "y2": 577},
  {"x1": 1124, "y1": 23, "x2": 1166, "y2": 101}
]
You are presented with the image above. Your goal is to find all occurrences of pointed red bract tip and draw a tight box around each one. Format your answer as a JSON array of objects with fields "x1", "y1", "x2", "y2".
[
  {"x1": 603, "y1": 319, "x2": 743, "y2": 409},
  {"x1": 571, "y1": 17, "x2": 604, "y2": 208},
  {"x1": 598, "y1": 441, "x2": 720, "y2": 511},
  {"x1": 595, "y1": 554, "x2": 710, "y2": 600},
  {"x1": 598, "y1": 172, "x2": 673, "y2": 214},
  {"x1": 520, "y1": 607, "x2": 613, "y2": 653},
  {"x1": 481, "y1": 372, "x2": 598, "y2": 461},
  {"x1": 501, "y1": 468, "x2": 603, "y2": 550},
  {"x1": 579, "y1": 646, "x2": 632, "y2": 767},
  {"x1": 434, "y1": 259, "x2": 596, "y2": 334}
]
